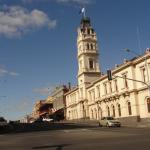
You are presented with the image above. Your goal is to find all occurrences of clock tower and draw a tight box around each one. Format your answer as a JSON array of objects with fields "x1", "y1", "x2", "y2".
[{"x1": 77, "y1": 17, "x2": 101, "y2": 87}]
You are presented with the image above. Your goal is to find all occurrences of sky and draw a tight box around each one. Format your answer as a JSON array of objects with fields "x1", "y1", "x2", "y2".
[{"x1": 0, "y1": 0, "x2": 150, "y2": 120}]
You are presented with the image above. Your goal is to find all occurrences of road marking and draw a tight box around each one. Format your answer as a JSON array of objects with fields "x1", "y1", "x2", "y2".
[
  {"x1": 63, "y1": 130, "x2": 70, "y2": 133},
  {"x1": 62, "y1": 128, "x2": 90, "y2": 133}
]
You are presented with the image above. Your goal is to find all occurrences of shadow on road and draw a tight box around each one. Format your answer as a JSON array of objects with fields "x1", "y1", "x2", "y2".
[
  {"x1": 32, "y1": 144, "x2": 71, "y2": 150},
  {"x1": 0, "y1": 122, "x2": 96, "y2": 134}
]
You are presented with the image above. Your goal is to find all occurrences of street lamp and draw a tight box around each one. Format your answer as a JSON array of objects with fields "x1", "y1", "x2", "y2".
[
  {"x1": 124, "y1": 48, "x2": 141, "y2": 57},
  {"x1": 123, "y1": 48, "x2": 150, "y2": 95}
]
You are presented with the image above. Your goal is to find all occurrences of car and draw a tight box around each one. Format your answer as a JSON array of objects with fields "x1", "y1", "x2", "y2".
[
  {"x1": 98, "y1": 117, "x2": 121, "y2": 127},
  {"x1": 0, "y1": 117, "x2": 7, "y2": 127},
  {"x1": 42, "y1": 118, "x2": 53, "y2": 122},
  {"x1": 33, "y1": 117, "x2": 43, "y2": 123}
]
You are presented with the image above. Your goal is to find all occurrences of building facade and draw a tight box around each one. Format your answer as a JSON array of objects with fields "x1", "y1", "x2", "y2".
[
  {"x1": 50, "y1": 85, "x2": 69, "y2": 120},
  {"x1": 65, "y1": 16, "x2": 150, "y2": 125},
  {"x1": 32, "y1": 97, "x2": 53, "y2": 120}
]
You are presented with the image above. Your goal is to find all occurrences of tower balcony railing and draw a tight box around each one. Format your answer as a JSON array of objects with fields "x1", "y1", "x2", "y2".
[
  {"x1": 78, "y1": 50, "x2": 98, "y2": 57},
  {"x1": 77, "y1": 35, "x2": 97, "y2": 42},
  {"x1": 78, "y1": 68, "x2": 98, "y2": 74},
  {"x1": 82, "y1": 34, "x2": 96, "y2": 39}
]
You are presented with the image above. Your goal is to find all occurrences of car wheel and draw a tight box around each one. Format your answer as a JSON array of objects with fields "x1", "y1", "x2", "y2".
[
  {"x1": 98, "y1": 122, "x2": 102, "y2": 127},
  {"x1": 106, "y1": 123, "x2": 110, "y2": 127}
]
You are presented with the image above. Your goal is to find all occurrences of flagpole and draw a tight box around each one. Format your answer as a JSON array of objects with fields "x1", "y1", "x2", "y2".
[{"x1": 83, "y1": 8, "x2": 86, "y2": 18}]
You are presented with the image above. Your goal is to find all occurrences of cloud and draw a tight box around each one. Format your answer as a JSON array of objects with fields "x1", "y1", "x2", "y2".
[
  {"x1": 0, "y1": 5, "x2": 56, "y2": 38},
  {"x1": 9, "y1": 72, "x2": 20, "y2": 76},
  {"x1": 57, "y1": 0, "x2": 91, "y2": 4},
  {"x1": 0, "y1": 67, "x2": 20, "y2": 77},
  {"x1": 23, "y1": 0, "x2": 91, "y2": 5},
  {"x1": 33, "y1": 86, "x2": 54, "y2": 96}
]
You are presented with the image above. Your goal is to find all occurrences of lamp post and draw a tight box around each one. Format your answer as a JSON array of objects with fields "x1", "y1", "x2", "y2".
[
  {"x1": 124, "y1": 48, "x2": 141, "y2": 57},
  {"x1": 124, "y1": 48, "x2": 150, "y2": 95}
]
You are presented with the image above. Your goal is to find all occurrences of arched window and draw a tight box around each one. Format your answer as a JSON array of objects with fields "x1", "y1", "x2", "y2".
[
  {"x1": 128, "y1": 102, "x2": 132, "y2": 115},
  {"x1": 91, "y1": 43, "x2": 93, "y2": 50},
  {"x1": 68, "y1": 111, "x2": 71, "y2": 119},
  {"x1": 91, "y1": 29, "x2": 94, "y2": 34},
  {"x1": 94, "y1": 108, "x2": 97, "y2": 119},
  {"x1": 107, "y1": 106, "x2": 110, "y2": 117},
  {"x1": 87, "y1": 29, "x2": 90, "y2": 34},
  {"x1": 112, "y1": 105, "x2": 115, "y2": 117},
  {"x1": 91, "y1": 109, "x2": 94, "y2": 119},
  {"x1": 147, "y1": 98, "x2": 150, "y2": 113},
  {"x1": 89, "y1": 59, "x2": 94, "y2": 69},
  {"x1": 118, "y1": 104, "x2": 121, "y2": 117},
  {"x1": 87, "y1": 43, "x2": 90, "y2": 50},
  {"x1": 98, "y1": 107, "x2": 103, "y2": 119}
]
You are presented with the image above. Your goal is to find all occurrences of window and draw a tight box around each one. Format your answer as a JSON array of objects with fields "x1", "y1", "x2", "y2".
[
  {"x1": 103, "y1": 83, "x2": 107, "y2": 94},
  {"x1": 118, "y1": 104, "x2": 121, "y2": 117},
  {"x1": 79, "y1": 60, "x2": 82, "y2": 71},
  {"x1": 91, "y1": 109, "x2": 94, "y2": 119},
  {"x1": 109, "y1": 81, "x2": 112, "y2": 93},
  {"x1": 91, "y1": 43, "x2": 93, "y2": 50},
  {"x1": 89, "y1": 91, "x2": 92, "y2": 101},
  {"x1": 147, "y1": 98, "x2": 150, "y2": 113},
  {"x1": 89, "y1": 89, "x2": 95, "y2": 101},
  {"x1": 122, "y1": 73, "x2": 128, "y2": 88},
  {"x1": 128, "y1": 102, "x2": 132, "y2": 115},
  {"x1": 98, "y1": 107, "x2": 103, "y2": 119},
  {"x1": 87, "y1": 29, "x2": 90, "y2": 34},
  {"x1": 87, "y1": 43, "x2": 90, "y2": 50},
  {"x1": 112, "y1": 105, "x2": 115, "y2": 117},
  {"x1": 141, "y1": 67, "x2": 147, "y2": 83},
  {"x1": 92, "y1": 89, "x2": 95, "y2": 101},
  {"x1": 96, "y1": 85, "x2": 100, "y2": 97},
  {"x1": 81, "y1": 29, "x2": 85, "y2": 33},
  {"x1": 80, "y1": 88, "x2": 83, "y2": 98},
  {"x1": 91, "y1": 29, "x2": 94, "y2": 34},
  {"x1": 89, "y1": 59, "x2": 94, "y2": 69},
  {"x1": 107, "y1": 106, "x2": 110, "y2": 117},
  {"x1": 114, "y1": 79, "x2": 118, "y2": 92},
  {"x1": 95, "y1": 108, "x2": 97, "y2": 119}
]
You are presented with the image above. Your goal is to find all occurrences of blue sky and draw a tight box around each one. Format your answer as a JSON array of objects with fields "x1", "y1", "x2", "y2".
[{"x1": 0, "y1": 0, "x2": 150, "y2": 120}]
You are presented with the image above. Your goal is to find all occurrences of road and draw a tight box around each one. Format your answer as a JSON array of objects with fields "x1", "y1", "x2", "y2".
[{"x1": 0, "y1": 126, "x2": 150, "y2": 150}]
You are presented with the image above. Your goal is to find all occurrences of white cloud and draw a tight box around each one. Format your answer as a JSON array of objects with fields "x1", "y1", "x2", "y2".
[
  {"x1": 57, "y1": 0, "x2": 91, "y2": 4},
  {"x1": 0, "y1": 67, "x2": 20, "y2": 77},
  {"x1": 23, "y1": 0, "x2": 91, "y2": 4},
  {"x1": 9, "y1": 72, "x2": 20, "y2": 76},
  {"x1": 0, "y1": 5, "x2": 56, "y2": 38}
]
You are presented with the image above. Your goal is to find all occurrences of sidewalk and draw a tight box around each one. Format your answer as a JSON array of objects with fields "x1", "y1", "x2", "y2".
[{"x1": 61, "y1": 119, "x2": 150, "y2": 128}]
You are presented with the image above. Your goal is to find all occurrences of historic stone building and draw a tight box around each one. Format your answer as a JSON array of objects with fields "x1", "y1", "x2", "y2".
[
  {"x1": 50, "y1": 85, "x2": 69, "y2": 120},
  {"x1": 65, "y1": 16, "x2": 150, "y2": 125}
]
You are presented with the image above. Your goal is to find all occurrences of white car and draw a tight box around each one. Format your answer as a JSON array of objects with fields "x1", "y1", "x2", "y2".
[
  {"x1": 99, "y1": 117, "x2": 121, "y2": 127},
  {"x1": 0, "y1": 117, "x2": 7, "y2": 127},
  {"x1": 42, "y1": 118, "x2": 53, "y2": 122}
]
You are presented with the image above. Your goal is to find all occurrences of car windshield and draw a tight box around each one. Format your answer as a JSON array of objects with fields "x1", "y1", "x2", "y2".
[{"x1": 106, "y1": 117, "x2": 114, "y2": 120}]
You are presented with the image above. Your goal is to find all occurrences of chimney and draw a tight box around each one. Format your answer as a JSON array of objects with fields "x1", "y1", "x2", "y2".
[{"x1": 68, "y1": 82, "x2": 71, "y2": 90}]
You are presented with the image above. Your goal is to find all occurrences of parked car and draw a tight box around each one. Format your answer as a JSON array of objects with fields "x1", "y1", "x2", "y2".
[
  {"x1": 98, "y1": 117, "x2": 121, "y2": 127},
  {"x1": 0, "y1": 117, "x2": 7, "y2": 127},
  {"x1": 33, "y1": 117, "x2": 43, "y2": 123},
  {"x1": 42, "y1": 118, "x2": 53, "y2": 122}
]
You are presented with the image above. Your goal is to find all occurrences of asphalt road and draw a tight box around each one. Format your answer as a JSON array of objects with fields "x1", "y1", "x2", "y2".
[{"x1": 1, "y1": 126, "x2": 150, "y2": 150}]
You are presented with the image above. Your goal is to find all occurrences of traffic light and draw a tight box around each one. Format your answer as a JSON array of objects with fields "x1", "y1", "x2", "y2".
[{"x1": 107, "y1": 70, "x2": 112, "y2": 80}]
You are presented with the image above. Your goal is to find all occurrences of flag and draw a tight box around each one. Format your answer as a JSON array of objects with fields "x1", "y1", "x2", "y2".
[
  {"x1": 79, "y1": 7, "x2": 86, "y2": 17},
  {"x1": 81, "y1": 8, "x2": 85, "y2": 13}
]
